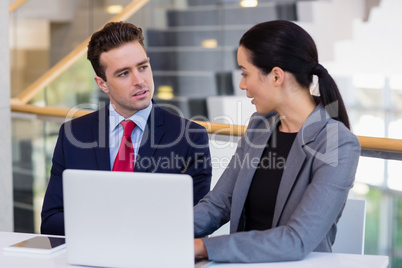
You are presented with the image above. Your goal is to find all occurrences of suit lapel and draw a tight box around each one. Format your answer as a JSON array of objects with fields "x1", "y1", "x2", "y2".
[
  {"x1": 135, "y1": 104, "x2": 165, "y2": 172},
  {"x1": 271, "y1": 140, "x2": 306, "y2": 226},
  {"x1": 230, "y1": 114, "x2": 278, "y2": 232},
  {"x1": 95, "y1": 104, "x2": 111, "y2": 171},
  {"x1": 272, "y1": 104, "x2": 328, "y2": 226}
]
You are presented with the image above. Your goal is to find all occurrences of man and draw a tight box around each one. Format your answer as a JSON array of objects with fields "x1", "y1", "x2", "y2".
[{"x1": 41, "y1": 21, "x2": 212, "y2": 235}]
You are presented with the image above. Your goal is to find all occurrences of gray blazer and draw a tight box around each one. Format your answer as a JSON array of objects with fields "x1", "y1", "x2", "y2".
[{"x1": 194, "y1": 104, "x2": 361, "y2": 263}]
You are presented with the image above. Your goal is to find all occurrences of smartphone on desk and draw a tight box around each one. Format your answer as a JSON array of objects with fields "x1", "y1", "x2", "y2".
[{"x1": 3, "y1": 236, "x2": 66, "y2": 254}]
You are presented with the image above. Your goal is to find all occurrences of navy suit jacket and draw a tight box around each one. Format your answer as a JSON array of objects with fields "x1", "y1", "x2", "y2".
[{"x1": 41, "y1": 101, "x2": 212, "y2": 235}]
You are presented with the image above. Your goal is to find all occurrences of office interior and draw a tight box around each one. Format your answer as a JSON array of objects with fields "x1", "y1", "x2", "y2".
[{"x1": 2, "y1": 0, "x2": 402, "y2": 267}]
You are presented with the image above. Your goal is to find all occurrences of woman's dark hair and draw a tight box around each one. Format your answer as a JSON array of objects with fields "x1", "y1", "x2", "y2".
[
  {"x1": 87, "y1": 21, "x2": 145, "y2": 81},
  {"x1": 239, "y1": 20, "x2": 350, "y2": 129}
]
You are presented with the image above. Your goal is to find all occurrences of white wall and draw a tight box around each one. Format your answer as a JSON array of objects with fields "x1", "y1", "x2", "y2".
[
  {"x1": 297, "y1": 0, "x2": 366, "y2": 62},
  {"x1": 0, "y1": 1, "x2": 13, "y2": 231},
  {"x1": 329, "y1": 0, "x2": 402, "y2": 76}
]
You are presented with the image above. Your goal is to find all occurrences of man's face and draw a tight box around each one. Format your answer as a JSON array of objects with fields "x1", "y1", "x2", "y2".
[{"x1": 95, "y1": 41, "x2": 154, "y2": 118}]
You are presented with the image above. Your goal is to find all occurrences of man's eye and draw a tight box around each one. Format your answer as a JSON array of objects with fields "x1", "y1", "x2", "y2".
[
  {"x1": 139, "y1": 65, "x2": 148, "y2": 71},
  {"x1": 119, "y1": 71, "x2": 128, "y2": 77}
]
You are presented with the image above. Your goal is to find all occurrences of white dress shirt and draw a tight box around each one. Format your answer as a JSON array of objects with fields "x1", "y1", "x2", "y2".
[{"x1": 108, "y1": 102, "x2": 152, "y2": 170}]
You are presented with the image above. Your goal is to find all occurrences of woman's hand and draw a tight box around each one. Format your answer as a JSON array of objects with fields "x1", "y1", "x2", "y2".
[{"x1": 194, "y1": 238, "x2": 208, "y2": 259}]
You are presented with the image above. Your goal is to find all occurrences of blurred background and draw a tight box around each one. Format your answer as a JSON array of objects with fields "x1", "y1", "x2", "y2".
[{"x1": 7, "y1": 0, "x2": 402, "y2": 266}]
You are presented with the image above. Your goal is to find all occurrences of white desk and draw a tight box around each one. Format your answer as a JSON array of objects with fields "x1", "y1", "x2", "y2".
[{"x1": 0, "y1": 232, "x2": 389, "y2": 268}]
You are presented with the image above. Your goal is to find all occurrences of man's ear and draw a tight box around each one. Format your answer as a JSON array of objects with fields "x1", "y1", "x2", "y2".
[
  {"x1": 271, "y1": 67, "x2": 285, "y2": 86},
  {"x1": 94, "y1": 76, "x2": 109, "y2": 94}
]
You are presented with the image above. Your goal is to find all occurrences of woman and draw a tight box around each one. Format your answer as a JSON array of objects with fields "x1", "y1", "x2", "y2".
[{"x1": 193, "y1": 20, "x2": 361, "y2": 263}]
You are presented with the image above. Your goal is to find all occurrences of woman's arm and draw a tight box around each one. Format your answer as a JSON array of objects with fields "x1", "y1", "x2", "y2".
[{"x1": 200, "y1": 125, "x2": 361, "y2": 263}]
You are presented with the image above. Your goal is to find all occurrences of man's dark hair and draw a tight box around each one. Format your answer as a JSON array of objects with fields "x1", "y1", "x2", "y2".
[{"x1": 87, "y1": 21, "x2": 145, "y2": 81}]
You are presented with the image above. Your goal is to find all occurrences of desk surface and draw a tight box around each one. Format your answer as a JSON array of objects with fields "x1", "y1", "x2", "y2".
[{"x1": 0, "y1": 232, "x2": 389, "y2": 268}]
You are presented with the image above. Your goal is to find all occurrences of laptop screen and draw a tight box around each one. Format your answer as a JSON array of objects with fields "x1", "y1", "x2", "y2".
[{"x1": 63, "y1": 169, "x2": 194, "y2": 268}]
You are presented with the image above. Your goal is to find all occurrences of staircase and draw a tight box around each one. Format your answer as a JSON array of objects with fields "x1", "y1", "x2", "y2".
[{"x1": 140, "y1": 0, "x2": 299, "y2": 119}]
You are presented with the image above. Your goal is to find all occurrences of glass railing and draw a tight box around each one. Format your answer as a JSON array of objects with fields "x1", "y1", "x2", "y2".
[{"x1": 9, "y1": 0, "x2": 402, "y2": 267}]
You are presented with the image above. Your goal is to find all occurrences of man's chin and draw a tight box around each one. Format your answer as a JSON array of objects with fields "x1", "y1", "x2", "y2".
[{"x1": 133, "y1": 98, "x2": 152, "y2": 110}]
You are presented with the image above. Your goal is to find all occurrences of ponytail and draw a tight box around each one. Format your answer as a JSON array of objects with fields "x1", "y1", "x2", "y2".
[
  {"x1": 312, "y1": 64, "x2": 350, "y2": 129},
  {"x1": 239, "y1": 20, "x2": 351, "y2": 129}
]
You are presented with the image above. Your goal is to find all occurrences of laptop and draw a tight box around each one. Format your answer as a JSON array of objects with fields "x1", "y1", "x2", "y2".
[{"x1": 63, "y1": 169, "x2": 198, "y2": 268}]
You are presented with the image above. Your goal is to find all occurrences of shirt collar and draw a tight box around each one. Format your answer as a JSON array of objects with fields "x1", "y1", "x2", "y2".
[{"x1": 109, "y1": 102, "x2": 153, "y2": 133}]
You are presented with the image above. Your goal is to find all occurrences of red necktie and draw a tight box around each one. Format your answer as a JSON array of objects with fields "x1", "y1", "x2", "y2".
[{"x1": 113, "y1": 120, "x2": 136, "y2": 172}]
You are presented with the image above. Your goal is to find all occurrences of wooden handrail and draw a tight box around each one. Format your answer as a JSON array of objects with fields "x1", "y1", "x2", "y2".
[
  {"x1": 11, "y1": 103, "x2": 91, "y2": 119},
  {"x1": 10, "y1": 104, "x2": 402, "y2": 154},
  {"x1": 357, "y1": 136, "x2": 402, "y2": 153},
  {"x1": 195, "y1": 121, "x2": 247, "y2": 137},
  {"x1": 14, "y1": 0, "x2": 150, "y2": 105},
  {"x1": 9, "y1": 0, "x2": 28, "y2": 13}
]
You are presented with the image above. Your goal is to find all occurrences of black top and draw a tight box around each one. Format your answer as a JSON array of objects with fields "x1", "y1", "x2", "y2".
[{"x1": 244, "y1": 126, "x2": 297, "y2": 231}]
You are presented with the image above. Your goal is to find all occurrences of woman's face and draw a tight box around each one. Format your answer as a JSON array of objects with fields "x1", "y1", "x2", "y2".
[{"x1": 237, "y1": 46, "x2": 278, "y2": 114}]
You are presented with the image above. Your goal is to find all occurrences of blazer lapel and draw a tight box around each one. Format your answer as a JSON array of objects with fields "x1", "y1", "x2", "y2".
[
  {"x1": 230, "y1": 114, "x2": 278, "y2": 232},
  {"x1": 271, "y1": 141, "x2": 306, "y2": 227},
  {"x1": 95, "y1": 104, "x2": 111, "y2": 171},
  {"x1": 135, "y1": 103, "x2": 164, "y2": 172},
  {"x1": 272, "y1": 104, "x2": 329, "y2": 226}
]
